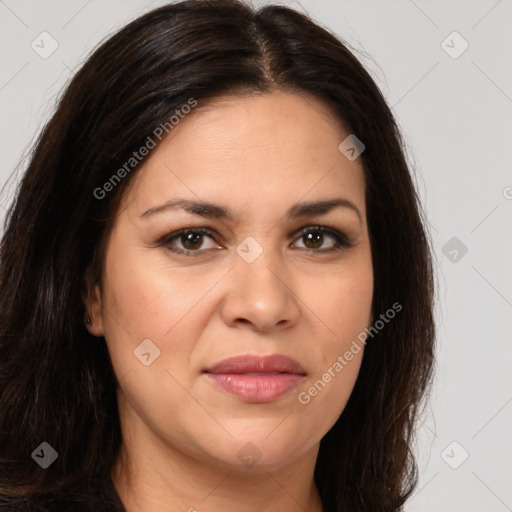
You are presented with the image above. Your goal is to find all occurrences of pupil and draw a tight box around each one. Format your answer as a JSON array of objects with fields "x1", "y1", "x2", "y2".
[
  {"x1": 183, "y1": 233, "x2": 202, "y2": 250},
  {"x1": 305, "y1": 232, "x2": 322, "y2": 248}
]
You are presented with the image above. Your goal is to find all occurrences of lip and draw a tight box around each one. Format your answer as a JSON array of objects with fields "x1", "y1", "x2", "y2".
[
  {"x1": 204, "y1": 354, "x2": 306, "y2": 375},
  {"x1": 203, "y1": 354, "x2": 306, "y2": 403}
]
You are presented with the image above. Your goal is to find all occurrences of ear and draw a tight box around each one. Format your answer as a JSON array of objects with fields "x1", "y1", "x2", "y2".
[{"x1": 83, "y1": 281, "x2": 105, "y2": 337}]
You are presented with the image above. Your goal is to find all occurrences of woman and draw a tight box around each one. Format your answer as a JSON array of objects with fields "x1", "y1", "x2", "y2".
[{"x1": 0, "y1": 1, "x2": 435, "y2": 511}]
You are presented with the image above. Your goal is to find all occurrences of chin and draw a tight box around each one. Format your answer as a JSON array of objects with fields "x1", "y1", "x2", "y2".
[{"x1": 196, "y1": 431, "x2": 315, "y2": 473}]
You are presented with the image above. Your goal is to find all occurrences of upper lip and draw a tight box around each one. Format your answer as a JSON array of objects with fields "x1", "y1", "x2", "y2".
[{"x1": 203, "y1": 354, "x2": 306, "y2": 375}]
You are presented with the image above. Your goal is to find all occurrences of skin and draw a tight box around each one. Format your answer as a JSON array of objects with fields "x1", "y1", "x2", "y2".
[{"x1": 85, "y1": 91, "x2": 374, "y2": 512}]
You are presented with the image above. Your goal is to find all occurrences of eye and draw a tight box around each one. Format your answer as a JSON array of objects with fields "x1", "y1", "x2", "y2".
[
  {"x1": 158, "y1": 225, "x2": 353, "y2": 257},
  {"x1": 161, "y1": 228, "x2": 221, "y2": 256},
  {"x1": 292, "y1": 226, "x2": 353, "y2": 252}
]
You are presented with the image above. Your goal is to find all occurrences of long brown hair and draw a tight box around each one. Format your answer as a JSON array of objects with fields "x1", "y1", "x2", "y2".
[{"x1": 0, "y1": 1, "x2": 435, "y2": 510}]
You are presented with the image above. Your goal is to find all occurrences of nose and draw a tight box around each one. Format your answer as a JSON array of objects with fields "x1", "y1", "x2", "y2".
[{"x1": 220, "y1": 246, "x2": 300, "y2": 333}]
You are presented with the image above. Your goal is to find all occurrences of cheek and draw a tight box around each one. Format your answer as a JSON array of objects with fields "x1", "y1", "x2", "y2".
[
  {"x1": 305, "y1": 257, "x2": 373, "y2": 350},
  {"x1": 99, "y1": 239, "x2": 233, "y2": 395},
  {"x1": 294, "y1": 260, "x2": 372, "y2": 426},
  {"x1": 101, "y1": 243, "x2": 216, "y2": 341},
  {"x1": 296, "y1": 351, "x2": 363, "y2": 439},
  {"x1": 99, "y1": 247, "x2": 216, "y2": 443}
]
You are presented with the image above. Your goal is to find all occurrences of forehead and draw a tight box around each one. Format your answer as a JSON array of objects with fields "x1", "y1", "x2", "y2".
[
  {"x1": 166, "y1": 91, "x2": 350, "y2": 156},
  {"x1": 120, "y1": 92, "x2": 366, "y2": 218}
]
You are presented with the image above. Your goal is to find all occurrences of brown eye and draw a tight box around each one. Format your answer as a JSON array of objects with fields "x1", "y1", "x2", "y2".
[
  {"x1": 181, "y1": 232, "x2": 204, "y2": 250},
  {"x1": 162, "y1": 228, "x2": 220, "y2": 255},
  {"x1": 302, "y1": 231, "x2": 324, "y2": 249},
  {"x1": 293, "y1": 227, "x2": 352, "y2": 252},
  {"x1": 160, "y1": 226, "x2": 352, "y2": 257}
]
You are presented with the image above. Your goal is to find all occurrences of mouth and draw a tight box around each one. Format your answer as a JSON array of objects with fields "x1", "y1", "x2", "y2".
[{"x1": 203, "y1": 354, "x2": 306, "y2": 403}]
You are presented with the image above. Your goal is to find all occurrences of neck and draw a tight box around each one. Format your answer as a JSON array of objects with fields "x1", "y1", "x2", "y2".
[{"x1": 111, "y1": 435, "x2": 323, "y2": 512}]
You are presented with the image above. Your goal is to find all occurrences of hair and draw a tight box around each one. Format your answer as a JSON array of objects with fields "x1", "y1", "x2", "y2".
[{"x1": 0, "y1": 1, "x2": 435, "y2": 511}]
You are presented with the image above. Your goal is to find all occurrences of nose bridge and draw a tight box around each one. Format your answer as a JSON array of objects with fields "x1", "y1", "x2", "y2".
[
  {"x1": 234, "y1": 235, "x2": 286, "y2": 299},
  {"x1": 221, "y1": 235, "x2": 299, "y2": 332},
  {"x1": 241, "y1": 226, "x2": 294, "y2": 276}
]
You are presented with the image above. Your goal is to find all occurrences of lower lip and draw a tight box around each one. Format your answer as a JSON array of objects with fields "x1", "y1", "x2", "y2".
[{"x1": 204, "y1": 373, "x2": 304, "y2": 403}]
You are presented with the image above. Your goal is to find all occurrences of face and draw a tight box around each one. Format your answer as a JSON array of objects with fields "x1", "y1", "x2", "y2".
[{"x1": 86, "y1": 91, "x2": 373, "y2": 473}]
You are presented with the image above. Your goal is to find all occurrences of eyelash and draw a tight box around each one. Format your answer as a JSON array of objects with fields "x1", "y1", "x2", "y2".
[{"x1": 157, "y1": 226, "x2": 354, "y2": 257}]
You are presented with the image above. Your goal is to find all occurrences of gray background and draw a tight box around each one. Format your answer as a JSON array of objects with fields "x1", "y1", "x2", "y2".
[{"x1": 1, "y1": 1, "x2": 511, "y2": 510}]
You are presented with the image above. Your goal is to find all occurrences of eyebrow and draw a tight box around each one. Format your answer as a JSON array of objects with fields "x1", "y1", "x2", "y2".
[{"x1": 140, "y1": 197, "x2": 363, "y2": 224}]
